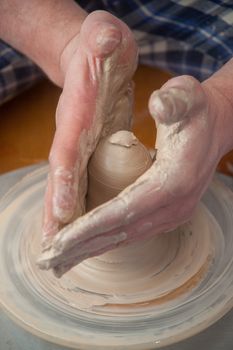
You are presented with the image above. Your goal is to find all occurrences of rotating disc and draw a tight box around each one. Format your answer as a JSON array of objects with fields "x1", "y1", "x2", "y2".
[{"x1": 0, "y1": 166, "x2": 233, "y2": 349}]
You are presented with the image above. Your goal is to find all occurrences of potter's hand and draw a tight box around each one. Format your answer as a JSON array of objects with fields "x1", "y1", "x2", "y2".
[
  {"x1": 42, "y1": 11, "x2": 138, "y2": 248},
  {"x1": 38, "y1": 71, "x2": 233, "y2": 276}
]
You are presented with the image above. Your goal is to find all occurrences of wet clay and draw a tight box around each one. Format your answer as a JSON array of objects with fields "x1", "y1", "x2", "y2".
[{"x1": 86, "y1": 130, "x2": 152, "y2": 210}]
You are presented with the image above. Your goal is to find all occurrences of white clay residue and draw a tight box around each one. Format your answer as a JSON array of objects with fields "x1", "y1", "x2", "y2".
[{"x1": 109, "y1": 130, "x2": 138, "y2": 147}]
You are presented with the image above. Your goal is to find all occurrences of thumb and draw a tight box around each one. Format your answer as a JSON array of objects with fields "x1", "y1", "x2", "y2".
[{"x1": 148, "y1": 75, "x2": 207, "y2": 126}]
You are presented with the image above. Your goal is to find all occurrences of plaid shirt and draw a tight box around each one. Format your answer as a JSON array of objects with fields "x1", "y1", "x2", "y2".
[{"x1": 1, "y1": 0, "x2": 233, "y2": 105}]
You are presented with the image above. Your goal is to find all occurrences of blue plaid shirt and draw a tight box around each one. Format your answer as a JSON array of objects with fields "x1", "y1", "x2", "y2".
[{"x1": 1, "y1": 0, "x2": 233, "y2": 105}]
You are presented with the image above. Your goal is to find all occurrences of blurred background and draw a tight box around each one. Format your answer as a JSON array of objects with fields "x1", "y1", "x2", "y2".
[{"x1": 0, "y1": 65, "x2": 232, "y2": 176}]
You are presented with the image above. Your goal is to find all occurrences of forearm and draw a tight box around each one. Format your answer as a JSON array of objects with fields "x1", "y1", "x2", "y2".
[
  {"x1": 203, "y1": 58, "x2": 233, "y2": 156},
  {"x1": 0, "y1": 0, "x2": 87, "y2": 86}
]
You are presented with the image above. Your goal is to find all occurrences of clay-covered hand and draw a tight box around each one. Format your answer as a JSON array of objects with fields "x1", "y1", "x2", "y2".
[
  {"x1": 38, "y1": 70, "x2": 233, "y2": 276},
  {"x1": 42, "y1": 11, "x2": 138, "y2": 248}
]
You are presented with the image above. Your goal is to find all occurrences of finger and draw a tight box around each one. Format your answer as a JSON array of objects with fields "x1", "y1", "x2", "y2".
[
  {"x1": 39, "y1": 206, "x2": 183, "y2": 276},
  {"x1": 67, "y1": 186, "x2": 192, "y2": 259},
  {"x1": 149, "y1": 75, "x2": 207, "y2": 126},
  {"x1": 82, "y1": 10, "x2": 138, "y2": 66},
  {"x1": 47, "y1": 164, "x2": 169, "y2": 253}
]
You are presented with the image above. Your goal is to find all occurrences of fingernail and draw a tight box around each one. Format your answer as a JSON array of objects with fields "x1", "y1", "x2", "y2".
[
  {"x1": 149, "y1": 90, "x2": 172, "y2": 124},
  {"x1": 95, "y1": 23, "x2": 122, "y2": 56}
]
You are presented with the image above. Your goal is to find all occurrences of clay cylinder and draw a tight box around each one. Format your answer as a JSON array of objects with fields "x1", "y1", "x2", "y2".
[{"x1": 86, "y1": 130, "x2": 152, "y2": 211}]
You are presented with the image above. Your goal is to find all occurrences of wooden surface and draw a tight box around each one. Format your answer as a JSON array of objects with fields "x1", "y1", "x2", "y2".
[{"x1": 0, "y1": 65, "x2": 232, "y2": 175}]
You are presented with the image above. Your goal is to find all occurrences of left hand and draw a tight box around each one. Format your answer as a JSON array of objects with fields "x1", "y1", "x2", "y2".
[{"x1": 42, "y1": 11, "x2": 138, "y2": 249}]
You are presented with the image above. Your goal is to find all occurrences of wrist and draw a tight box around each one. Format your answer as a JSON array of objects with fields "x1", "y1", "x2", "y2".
[{"x1": 45, "y1": 10, "x2": 87, "y2": 87}]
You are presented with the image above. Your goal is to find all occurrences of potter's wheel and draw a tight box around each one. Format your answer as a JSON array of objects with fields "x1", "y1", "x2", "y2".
[{"x1": 1, "y1": 166, "x2": 233, "y2": 349}]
